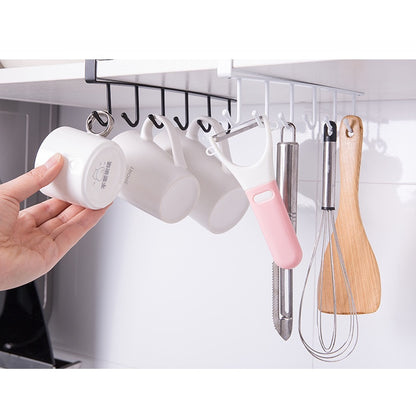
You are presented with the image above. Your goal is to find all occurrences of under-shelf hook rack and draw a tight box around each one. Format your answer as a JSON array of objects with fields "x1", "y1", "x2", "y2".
[
  {"x1": 85, "y1": 59, "x2": 236, "y2": 130},
  {"x1": 217, "y1": 61, "x2": 363, "y2": 128}
]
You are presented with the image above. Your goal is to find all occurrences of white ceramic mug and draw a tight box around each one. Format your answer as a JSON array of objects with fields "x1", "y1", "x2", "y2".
[
  {"x1": 34, "y1": 126, "x2": 127, "y2": 209},
  {"x1": 112, "y1": 115, "x2": 200, "y2": 223},
  {"x1": 154, "y1": 116, "x2": 249, "y2": 233}
]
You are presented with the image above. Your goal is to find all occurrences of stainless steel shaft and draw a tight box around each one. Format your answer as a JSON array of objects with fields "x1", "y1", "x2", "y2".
[
  {"x1": 272, "y1": 124, "x2": 299, "y2": 340},
  {"x1": 321, "y1": 140, "x2": 336, "y2": 209}
]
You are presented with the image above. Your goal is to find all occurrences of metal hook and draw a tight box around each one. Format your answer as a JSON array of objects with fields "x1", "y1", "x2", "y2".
[
  {"x1": 303, "y1": 87, "x2": 318, "y2": 130},
  {"x1": 222, "y1": 78, "x2": 241, "y2": 128},
  {"x1": 173, "y1": 92, "x2": 190, "y2": 130},
  {"x1": 289, "y1": 83, "x2": 295, "y2": 123},
  {"x1": 264, "y1": 81, "x2": 270, "y2": 117},
  {"x1": 149, "y1": 88, "x2": 166, "y2": 129},
  {"x1": 91, "y1": 111, "x2": 108, "y2": 127},
  {"x1": 332, "y1": 91, "x2": 337, "y2": 122},
  {"x1": 86, "y1": 110, "x2": 114, "y2": 137},
  {"x1": 277, "y1": 112, "x2": 290, "y2": 129},
  {"x1": 222, "y1": 99, "x2": 233, "y2": 132},
  {"x1": 343, "y1": 118, "x2": 354, "y2": 135},
  {"x1": 323, "y1": 116, "x2": 334, "y2": 136},
  {"x1": 197, "y1": 95, "x2": 212, "y2": 132},
  {"x1": 121, "y1": 85, "x2": 140, "y2": 127},
  {"x1": 91, "y1": 83, "x2": 112, "y2": 126}
]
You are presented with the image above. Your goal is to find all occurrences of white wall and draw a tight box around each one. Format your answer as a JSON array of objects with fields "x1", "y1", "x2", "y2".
[{"x1": 47, "y1": 98, "x2": 416, "y2": 368}]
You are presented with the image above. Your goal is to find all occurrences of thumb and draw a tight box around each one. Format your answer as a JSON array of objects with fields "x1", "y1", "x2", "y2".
[{"x1": 0, "y1": 153, "x2": 64, "y2": 203}]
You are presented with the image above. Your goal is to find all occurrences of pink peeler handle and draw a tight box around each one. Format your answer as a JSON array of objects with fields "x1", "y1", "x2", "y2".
[{"x1": 246, "y1": 181, "x2": 302, "y2": 269}]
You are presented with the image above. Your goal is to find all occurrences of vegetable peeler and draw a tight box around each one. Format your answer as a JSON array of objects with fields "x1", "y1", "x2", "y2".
[{"x1": 210, "y1": 115, "x2": 302, "y2": 269}]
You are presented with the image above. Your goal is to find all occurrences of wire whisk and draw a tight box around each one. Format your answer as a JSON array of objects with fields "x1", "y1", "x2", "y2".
[{"x1": 298, "y1": 121, "x2": 358, "y2": 362}]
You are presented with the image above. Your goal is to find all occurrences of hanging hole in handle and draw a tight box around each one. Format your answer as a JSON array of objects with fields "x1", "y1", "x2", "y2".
[
  {"x1": 343, "y1": 119, "x2": 354, "y2": 137},
  {"x1": 253, "y1": 190, "x2": 274, "y2": 204},
  {"x1": 206, "y1": 146, "x2": 217, "y2": 157}
]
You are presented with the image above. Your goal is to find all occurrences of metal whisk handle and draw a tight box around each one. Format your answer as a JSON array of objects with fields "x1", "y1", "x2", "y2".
[{"x1": 322, "y1": 121, "x2": 337, "y2": 210}]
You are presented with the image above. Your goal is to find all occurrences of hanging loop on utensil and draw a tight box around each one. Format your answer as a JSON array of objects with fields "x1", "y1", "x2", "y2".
[
  {"x1": 280, "y1": 122, "x2": 296, "y2": 143},
  {"x1": 173, "y1": 91, "x2": 190, "y2": 130},
  {"x1": 121, "y1": 85, "x2": 140, "y2": 127}
]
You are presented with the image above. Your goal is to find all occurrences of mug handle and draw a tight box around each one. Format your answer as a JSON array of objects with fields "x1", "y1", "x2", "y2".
[
  {"x1": 141, "y1": 115, "x2": 187, "y2": 169},
  {"x1": 187, "y1": 116, "x2": 232, "y2": 173}
]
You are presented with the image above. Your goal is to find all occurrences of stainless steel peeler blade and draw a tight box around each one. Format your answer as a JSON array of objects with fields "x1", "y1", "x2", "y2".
[{"x1": 272, "y1": 262, "x2": 293, "y2": 340}]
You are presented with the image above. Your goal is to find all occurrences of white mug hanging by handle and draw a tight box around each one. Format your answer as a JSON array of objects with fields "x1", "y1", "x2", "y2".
[
  {"x1": 155, "y1": 116, "x2": 249, "y2": 233},
  {"x1": 112, "y1": 115, "x2": 200, "y2": 223},
  {"x1": 34, "y1": 112, "x2": 127, "y2": 210}
]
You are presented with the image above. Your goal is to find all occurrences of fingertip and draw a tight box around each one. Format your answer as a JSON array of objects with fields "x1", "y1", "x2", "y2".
[
  {"x1": 44, "y1": 153, "x2": 63, "y2": 170},
  {"x1": 41, "y1": 153, "x2": 64, "y2": 187}
]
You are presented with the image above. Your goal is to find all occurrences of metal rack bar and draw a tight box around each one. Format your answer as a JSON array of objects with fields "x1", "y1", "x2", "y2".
[
  {"x1": 85, "y1": 60, "x2": 236, "y2": 129},
  {"x1": 220, "y1": 67, "x2": 364, "y2": 97},
  {"x1": 85, "y1": 60, "x2": 236, "y2": 104}
]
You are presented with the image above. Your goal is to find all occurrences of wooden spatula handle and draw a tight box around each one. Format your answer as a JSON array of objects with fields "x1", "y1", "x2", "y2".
[{"x1": 339, "y1": 116, "x2": 364, "y2": 206}]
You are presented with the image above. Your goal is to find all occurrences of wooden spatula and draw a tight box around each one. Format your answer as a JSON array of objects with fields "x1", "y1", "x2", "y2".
[{"x1": 320, "y1": 115, "x2": 381, "y2": 314}]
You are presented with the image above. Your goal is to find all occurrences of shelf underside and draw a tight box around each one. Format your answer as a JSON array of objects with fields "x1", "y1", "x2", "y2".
[{"x1": 0, "y1": 60, "x2": 415, "y2": 109}]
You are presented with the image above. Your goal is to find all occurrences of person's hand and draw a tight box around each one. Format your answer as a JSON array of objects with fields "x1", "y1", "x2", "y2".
[{"x1": 0, "y1": 153, "x2": 109, "y2": 290}]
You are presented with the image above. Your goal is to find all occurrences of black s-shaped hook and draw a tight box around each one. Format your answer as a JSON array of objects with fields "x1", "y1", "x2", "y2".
[
  {"x1": 173, "y1": 92, "x2": 189, "y2": 130},
  {"x1": 92, "y1": 83, "x2": 113, "y2": 126},
  {"x1": 149, "y1": 88, "x2": 166, "y2": 129},
  {"x1": 121, "y1": 85, "x2": 140, "y2": 127},
  {"x1": 197, "y1": 95, "x2": 212, "y2": 133}
]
